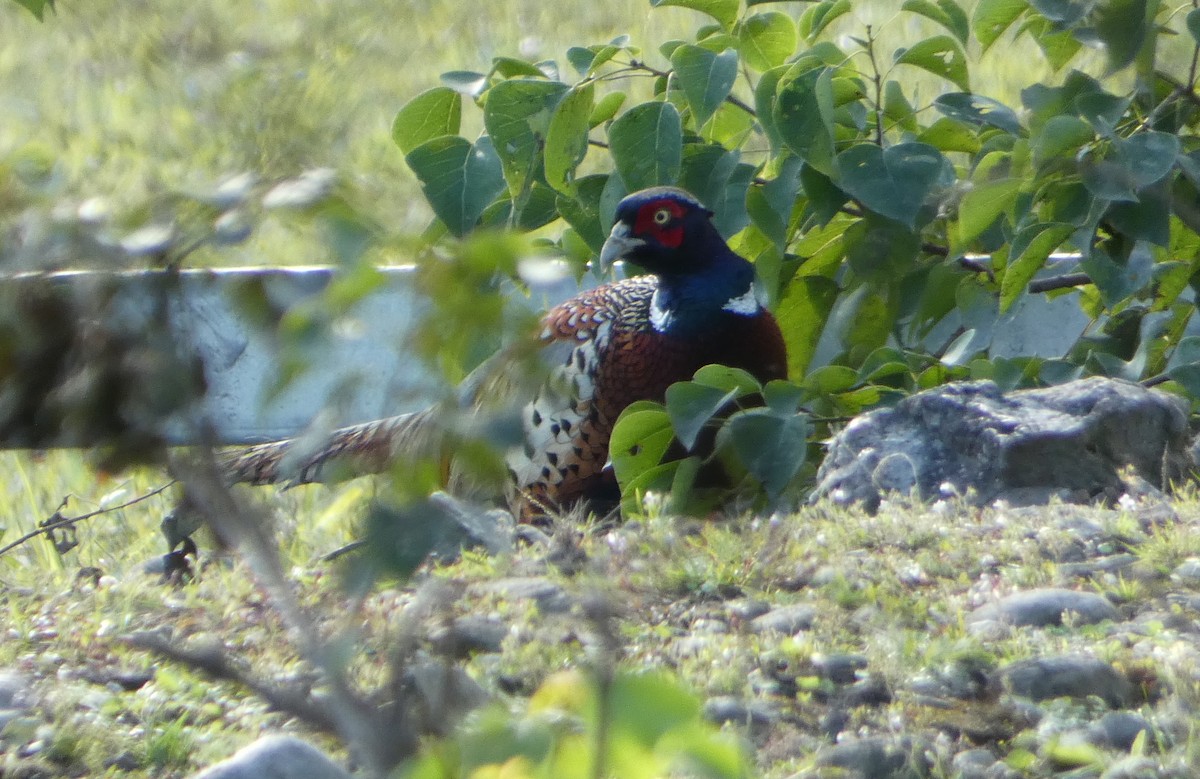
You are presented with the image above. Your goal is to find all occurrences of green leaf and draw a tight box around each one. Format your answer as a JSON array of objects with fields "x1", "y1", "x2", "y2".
[
  {"x1": 620, "y1": 461, "x2": 684, "y2": 516},
  {"x1": 724, "y1": 408, "x2": 809, "y2": 498},
  {"x1": 1117, "y1": 132, "x2": 1180, "y2": 188},
  {"x1": 610, "y1": 671, "x2": 701, "y2": 746},
  {"x1": 13, "y1": 0, "x2": 54, "y2": 20},
  {"x1": 1075, "y1": 92, "x2": 1129, "y2": 136},
  {"x1": 483, "y1": 79, "x2": 569, "y2": 197},
  {"x1": 844, "y1": 215, "x2": 921, "y2": 282},
  {"x1": 609, "y1": 102, "x2": 683, "y2": 191},
  {"x1": 799, "y1": 163, "x2": 848, "y2": 226},
  {"x1": 1167, "y1": 362, "x2": 1200, "y2": 398},
  {"x1": 567, "y1": 46, "x2": 595, "y2": 76},
  {"x1": 746, "y1": 156, "x2": 802, "y2": 247},
  {"x1": 777, "y1": 275, "x2": 839, "y2": 377},
  {"x1": 482, "y1": 182, "x2": 561, "y2": 231},
  {"x1": 753, "y1": 65, "x2": 789, "y2": 153},
  {"x1": 902, "y1": 0, "x2": 968, "y2": 43},
  {"x1": 934, "y1": 93, "x2": 1023, "y2": 135},
  {"x1": 957, "y1": 178, "x2": 1022, "y2": 245},
  {"x1": 917, "y1": 117, "x2": 981, "y2": 154},
  {"x1": 692, "y1": 364, "x2": 762, "y2": 395},
  {"x1": 491, "y1": 57, "x2": 549, "y2": 79},
  {"x1": 1078, "y1": 152, "x2": 1138, "y2": 202},
  {"x1": 440, "y1": 70, "x2": 488, "y2": 97},
  {"x1": 650, "y1": 0, "x2": 739, "y2": 28},
  {"x1": 738, "y1": 12, "x2": 798, "y2": 71},
  {"x1": 882, "y1": 80, "x2": 917, "y2": 132},
  {"x1": 763, "y1": 380, "x2": 805, "y2": 414},
  {"x1": 972, "y1": 0, "x2": 1029, "y2": 51},
  {"x1": 1107, "y1": 185, "x2": 1170, "y2": 246},
  {"x1": 1093, "y1": 0, "x2": 1149, "y2": 74},
  {"x1": 895, "y1": 35, "x2": 970, "y2": 91},
  {"x1": 405, "y1": 136, "x2": 505, "y2": 237},
  {"x1": 802, "y1": 364, "x2": 857, "y2": 394},
  {"x1": 1189, "y1": 9, "x2": 1200, "y2": 45},
  {"x1": 1001, "y1": 223, "x2": 1073, "y2": 311},
  {"x1": 567, "y1": 42, "x2": 627, "y2": 77},
  {"x1": 557, "y1": 175, "x2": 610, "y2": 252},
  {"x1": 590, "y1": 92, "x2": 626, "y2": 127},
  {"x1": 1023, "y1": 16, "x2": 1082, "y2": 71},
  {"x1": 774, "y1": 66, "x2": 836, "y2": 175},
  {"x1": 544, "y1": 84, "x2": 594, "y2": 195},
  {"x1": 391, "y1": 87, "x2": 462, "y2": 155},
  {"x1": 856, "y1": 347, "x2": 912, "y2": 384},
  {"x1": 680, "y1": 145, "x2": 753, "y2": 237},
  {"x1": 834, "y1": 142, "x2": 954, "y2": 228},
  {"x1": 665, "y1": 381, "x2": 739, "y2": 450},
  {"x1": 1031, "y1": 115, "x2": 1093, "y2": 168},
  {"x1": 800, "y1": 0, "x2": 851, "y2": 40},
  {"x1": 670, "y1": 45, "x2": 739, "y2": 127},
  {"x1": 610, "y1": 403, "x2": 676, "y2": 489}
]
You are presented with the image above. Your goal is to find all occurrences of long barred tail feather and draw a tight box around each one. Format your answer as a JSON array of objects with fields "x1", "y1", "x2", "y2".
[{"x1": 219, "y1": 406, "x2": 444, "y2": 486}]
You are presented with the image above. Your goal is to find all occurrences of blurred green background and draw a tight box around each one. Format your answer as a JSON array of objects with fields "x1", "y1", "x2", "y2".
[{"x1": 0, "y1": 0, "x2": 1086, "y2": 268}]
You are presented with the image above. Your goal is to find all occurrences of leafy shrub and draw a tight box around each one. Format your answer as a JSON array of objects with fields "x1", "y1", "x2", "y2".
[
  {"x1": 393, "y1": 0, "x2": 1200, "y2": 513},
  {"x1": 403, "y1": 668, "x2": 749, "y2": 779}
]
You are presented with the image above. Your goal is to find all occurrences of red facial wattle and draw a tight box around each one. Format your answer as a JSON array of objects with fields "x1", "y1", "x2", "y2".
[{"x1": 633, "y1": 199, "x2": 686, "y2": 248}]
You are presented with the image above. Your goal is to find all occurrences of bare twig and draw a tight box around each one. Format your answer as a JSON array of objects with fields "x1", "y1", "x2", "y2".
[
  {"x1": 167, "y1": 452, "x2": 406, "y2": 777},
  {"x1": 124, "y1": 631, "x2": 340, "y2": 732},
  {"x1": 1028, "y1": 272, "x2": 1093, "y2": 294},
  {"x1": 0, "y1": 480, "x2": 177, "y2": 558}
]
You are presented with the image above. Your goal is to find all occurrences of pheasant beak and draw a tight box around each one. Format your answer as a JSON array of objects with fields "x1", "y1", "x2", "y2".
[{"x1": 597, "y1": 221, "x2": 643, "y2": 274}]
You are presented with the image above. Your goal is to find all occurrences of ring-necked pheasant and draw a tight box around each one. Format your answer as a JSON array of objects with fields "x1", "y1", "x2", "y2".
[{"x1": 221, "y1": 187, "x2": 788, "y2": 519}]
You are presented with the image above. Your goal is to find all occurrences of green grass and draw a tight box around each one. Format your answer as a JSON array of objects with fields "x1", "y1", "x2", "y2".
[{"x1": 0, "y1": 0, "x2": 1101, "y2": 269}]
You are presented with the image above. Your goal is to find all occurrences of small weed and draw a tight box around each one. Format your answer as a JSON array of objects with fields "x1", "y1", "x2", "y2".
[{"x1": 143, "y1": 716, "x2": 194, "y2": 770}]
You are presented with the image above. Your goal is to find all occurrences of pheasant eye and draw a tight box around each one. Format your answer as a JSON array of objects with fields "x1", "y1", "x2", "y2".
[{"x1": 653, "y1": 208, "x2": 671, "y2": 225}]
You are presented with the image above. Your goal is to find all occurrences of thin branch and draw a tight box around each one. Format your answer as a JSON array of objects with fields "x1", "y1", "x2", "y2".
[
  {"x1": 865, "y1": 26, "x2": 885, "y2": 147},
  {"x1": 1028, "y1": 272, "x2": 1092, "y2": 294},
  {"x1": 0, "y1": 480, "x2": 177, "y2": 558},
  {"x1": 124, "y1": 631, "x2": 340, "y2": 732},
  {"x1": 1155, "y1": 73, "x2": 1200, "y2": 111}
]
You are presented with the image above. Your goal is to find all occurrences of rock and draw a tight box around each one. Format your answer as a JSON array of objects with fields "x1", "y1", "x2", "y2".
[
  {"x1": 475, "y1": 577, "x2": 571, "y2": 613},
  {"x1": 1171, "y1": 558, "x2": 1200, "y2": 583},
  {"x1": 424, "y1": 492, "x2": 515, "y2": 560},
  {"x1": 819, "y1": 708, "x2": 850, "y2": 739},
  {"x1": 968, "y1": 588, "x2": 1119, "y2": 630},
  {"x1": 702, "y1": 696, "x2": 777, "y2": 730},
  {"x1": 726, "y1": 598, "x2": 770, "y2": 622},
  {"x1": 748, "y1": 604, "x2": 816, "y2": 635},
  {"x1": 1089, "y1": 711, "x2": 1154, "y2": 752},
  {"x1": 843, "y1": 675, "x2": 892, "y2": 707},
  {"x1": 406, "y1": 660, "x2": 488, "y2": 735},
  {"x1": 951, "y1": 748, "x2": 1000, "y2": 779},
  {"x1": 810, "y1": 378, "x2": 1191, "y2": 510},
  {"x1": 433, "y1": 616, "x2": 508, "y2": 656},
  {"x1": 190, "y1": 735, "x2": 349, "y2": 779},
  {"x1": 364, "y1": 492, "x2": 515, "y2": 570},
  {"x1": 1001, "y1": 655, "x2": 1133, "y2": 708},
  {"x1": 812, "y1": 736, "x2": 930, "y2": 778},
  {"x1": 0, "y1": 670, "x2": 29, "y2": 709},
  {"x1": 105, "y1": 751, "x2": 142, "y2": 771},
  {"x1": 812, "y1": 653, "x2": 868, "y2": 684}
]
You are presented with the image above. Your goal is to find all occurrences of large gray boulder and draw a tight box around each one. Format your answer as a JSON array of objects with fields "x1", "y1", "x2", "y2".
[
  {"x1": 190, "y1": 735, "x2": 349, "y2": 779},
  {"x1": 810, "y1": 378, "x2": 1191, "y2": 510}
]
